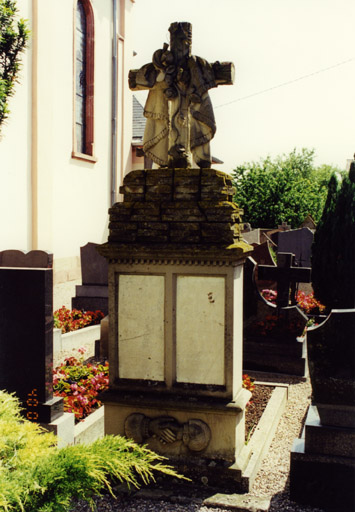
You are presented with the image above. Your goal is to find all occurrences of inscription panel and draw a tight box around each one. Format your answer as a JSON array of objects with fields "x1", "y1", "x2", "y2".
[
  {"x1": 118, "y1": 274, "x2": 165, "y2": 380},
  {"x1": 176, "y1": 275, "x2": 225, "y2": 385}
]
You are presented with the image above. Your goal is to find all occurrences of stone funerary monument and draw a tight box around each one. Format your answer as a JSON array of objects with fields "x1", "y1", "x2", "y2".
[{"x1": 99, "y1": 22, "x2": 253, "y2": 485}]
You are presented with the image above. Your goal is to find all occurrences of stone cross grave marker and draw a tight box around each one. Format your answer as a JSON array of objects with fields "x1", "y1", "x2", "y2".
[
  {"x1": 258, "y1": 252, "x2": 311, "y2": 308},
  {"x1": 0, "y1": 250, "x2": 63, "y2": 423},
  {"x1": 129, "y1": 22, "x2": 234, "y2": 169}
]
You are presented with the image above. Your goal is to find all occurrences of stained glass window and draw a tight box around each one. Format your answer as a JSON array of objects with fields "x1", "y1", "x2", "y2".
[{"x1": 76, "y1": 1, "x2": 87, "y2": 154}]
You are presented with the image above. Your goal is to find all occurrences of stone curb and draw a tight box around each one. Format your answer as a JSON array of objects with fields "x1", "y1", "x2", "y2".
[{"x1": 238, "y1": 384, "x2": 288, "y2": 492}]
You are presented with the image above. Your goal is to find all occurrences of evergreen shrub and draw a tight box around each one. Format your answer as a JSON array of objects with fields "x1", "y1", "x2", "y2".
[
  {"x1": 311, "y1": 167, "x2": 355, "y2": 310},
  {"x1": 0, "y1": 390, "x2": 183, "y2": 512}
]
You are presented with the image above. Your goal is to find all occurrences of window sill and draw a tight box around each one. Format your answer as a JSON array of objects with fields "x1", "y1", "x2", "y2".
[{"x1": 71, "y1": 151, "x2": 98, "y2": 163}]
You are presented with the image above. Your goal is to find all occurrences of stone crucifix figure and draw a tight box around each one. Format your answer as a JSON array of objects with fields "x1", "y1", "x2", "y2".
[{"x1": 129, "y1": 22, "x2": 235, "y2": 169}]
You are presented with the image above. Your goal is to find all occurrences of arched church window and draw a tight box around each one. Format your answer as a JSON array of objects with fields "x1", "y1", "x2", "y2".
[{"x1": 73, "y1": 0, "x2": 95, "y2": 160}]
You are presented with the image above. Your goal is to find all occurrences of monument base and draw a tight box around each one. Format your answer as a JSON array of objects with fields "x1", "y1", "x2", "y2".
[
  {"x1": 290, "y1": 406, "x2": 355, "y2": 511},
  {"x1": 102, "y1": 387, "x2": 250, "y2": 485}
]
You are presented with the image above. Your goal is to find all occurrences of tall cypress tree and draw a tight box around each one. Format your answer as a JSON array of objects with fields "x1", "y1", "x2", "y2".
[{"x1": 311, "y1": 164, "x2": 355, "y2": 310}]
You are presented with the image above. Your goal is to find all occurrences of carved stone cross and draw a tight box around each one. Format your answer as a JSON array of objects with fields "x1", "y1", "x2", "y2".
[
  {"x1": 258, "y1": 252, "x2": 311, "y2": 308},
  {"x1": 129, "y1": 22, "x2": 234, "y2": 169}
]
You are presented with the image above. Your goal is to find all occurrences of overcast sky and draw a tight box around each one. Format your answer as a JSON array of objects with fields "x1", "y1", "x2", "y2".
[{"x1": 131, "y1": 0, "x2": 355, "y2": 172}]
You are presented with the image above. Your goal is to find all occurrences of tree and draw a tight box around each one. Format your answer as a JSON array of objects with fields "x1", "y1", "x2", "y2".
[
  {"x1": 0, "y1": 0, "x2": 29, "y2": 131},
  {"x1": 232, "y1": 148, "x2": 342, "y2": 229},
  {"x1": 311, "y1": 167, "x2": 355, "y2": 310}
]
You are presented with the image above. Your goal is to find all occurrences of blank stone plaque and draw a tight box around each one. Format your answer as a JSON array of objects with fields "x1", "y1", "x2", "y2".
[
  {"x1": 176, "y1": 275, "x2": 225, "y2": 385},
  {"x1": 118, "y1": 274, "x2": 165, "y2": 381}
]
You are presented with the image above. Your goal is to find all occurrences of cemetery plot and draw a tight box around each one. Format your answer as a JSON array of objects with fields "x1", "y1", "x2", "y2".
[{"x1": 243, "y1": 257, "x2": 309, "y2": 376}]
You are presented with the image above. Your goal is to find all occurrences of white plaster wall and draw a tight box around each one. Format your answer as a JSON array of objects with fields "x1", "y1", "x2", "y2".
[
  {"x1": 50, "y1": 0, "x2": 113, "y2": 258},
  {"x1": 0, "y1": 0, "x2": 134, "y2": 265},
  {"x1": 0, "y1": 0, "x2": 32, "y2": 251}
]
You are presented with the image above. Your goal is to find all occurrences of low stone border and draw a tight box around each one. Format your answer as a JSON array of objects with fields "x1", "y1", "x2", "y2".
[
  {"x1": 46, "y1": 406, "x2": 105, "y2": 447},
  {"x1": 74, "y1": 406, "x2": 105, "y2": 445},
  {"x1": 233, "y1": 382, "x2": 289, "y2": 493},
  {"x1": 53, "y1": 325, "x2": 100, "y2": 354}
]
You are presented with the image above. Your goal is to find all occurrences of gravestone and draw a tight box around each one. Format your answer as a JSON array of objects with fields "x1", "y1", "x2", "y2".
[
  {"x1": 98, "y1": 21, "x2": 256, "y2": 488},
  {"x1": 0, "y1": 249, "x2": 53, "y2": 268},
  {"x1": 243, "y1": 257, "x2": 309, "y2": 376},
  {"x1": 291, "y1": 311, "x2": 355, "y2": 511},
  {"x1": 0, "y1": 250, "x2": 74, "y2": 444},
  {"x1": 258, "y1": 252, "x2": 311, "y2": 307},
  {"x1": 71, "y1": 242, "x2": 108, "y2": 315},
  {"x1": 0, "y1": 251, "x2": 62, "y2": 422},
  {"x1": 278, "y1": 227, "x2": 314, "y2": 268},
  {"x1": 250, "y1": 241, "x2": 275, "y2": 267}
]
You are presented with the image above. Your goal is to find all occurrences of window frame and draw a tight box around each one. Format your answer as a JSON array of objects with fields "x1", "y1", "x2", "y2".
[{"x1": 72, "y1": 0, "x2": 97, "y2": 162}]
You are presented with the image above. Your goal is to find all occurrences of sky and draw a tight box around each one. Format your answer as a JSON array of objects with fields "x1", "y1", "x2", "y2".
[{"x1": 131, "y1": 0, "x2": 355, "y2": 173}]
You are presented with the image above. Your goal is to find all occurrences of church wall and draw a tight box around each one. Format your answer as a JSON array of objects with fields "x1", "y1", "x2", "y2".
[
  {"x1": 0, "y1": 0, "x2": 134, "y2": 284},
  {"x1": 0, "y1": 0, "x2": 32, "y2": 252}
]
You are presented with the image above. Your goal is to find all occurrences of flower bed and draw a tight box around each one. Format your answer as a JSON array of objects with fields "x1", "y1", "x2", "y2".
[
  {"x1": 261, "y1": 289, "x2": 325, "y2": 316},
  {"x1": 53, "y1": 348, "x2": 109, "y2": 423},
  {"x1": 54, "y1": 306, "x2": 104, "y2": 333}
]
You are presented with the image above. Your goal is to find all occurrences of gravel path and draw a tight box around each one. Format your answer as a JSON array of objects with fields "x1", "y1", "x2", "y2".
[{"x1": 70, "y1": 373, "x2": 325, "y2": 512}]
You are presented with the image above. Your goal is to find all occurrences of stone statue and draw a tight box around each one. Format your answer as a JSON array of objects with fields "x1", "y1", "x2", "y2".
[
  {"x1": 129, "y1": 22, "x2": 234, "y2": 169},
  {"x1": 124, "y1": 413, "x2": 211, "y2": 452}
]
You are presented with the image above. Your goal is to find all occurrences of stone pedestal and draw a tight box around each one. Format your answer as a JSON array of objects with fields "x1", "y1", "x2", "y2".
[
  {"x1": 290, "y1": 406, "x2": 355, "y2": 511},
  {"x1": 98, "y1": 168, "x2": 253, "y2": 485}
]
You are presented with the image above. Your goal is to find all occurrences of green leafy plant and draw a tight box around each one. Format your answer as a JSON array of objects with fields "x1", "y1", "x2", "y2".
[
  {"x1": 53, "y1": 348, "x2": 109, "y2": 422},
  {"x1": 0, "y1": 0, "x2": 29, "y2": 130},
  {"x1": 232, "y1": 148, "x2": 343, "y2": 228},
  {"x1": 54, "y1": 306, "x2": 104, "y2": 334},
  {"x1": 0, "y1": 390, "x2": 185, "y2": 512}
]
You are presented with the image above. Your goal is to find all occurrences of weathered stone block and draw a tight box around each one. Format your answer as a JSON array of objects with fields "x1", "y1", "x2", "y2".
[
  {"x1": 174, "y1": 173, "x2": 200, "y2": 198},
  {"x1": 145, "y1": 184, "x2": 172, "y2": 201},
  {"x1": 131, "y1": 203, "x2": 161, "y2": 222},
  {"x1": 123, "y1": 169, "x2": 146, "y2": 183},
  {"x1": 146, "y1": 170, "x2": 172, "y2": 185},
  {"x1": 109, "y1": 203, "x2": 133, "y2": 221},
  {"x1": 174, "y1": 168, "x2": 201, "y2": 178},
  {"x1": 161, "y1": 202, "x2": 206, "y2": 222},
  {"x1": 120, "y1": 184, "x2": 145, "y2": 195},
  {"x1": 109, "y1": 222, "x2": 137, "y2": 242},
  {"x1": 199, "y1": 201, "x2": 239, "y2": 222},
  {"x1": 137, "y1": 222, "x2": 169, "y2": 243},
  {"x1": 201, "y1": 183, "x2": 235, "y2": 200},
  {"x1": 170, "y1": 222, "x2": 200, "y2": 243},
  {"x1": 201, "y1": 222, "x2": 234, "y2": 243}
]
